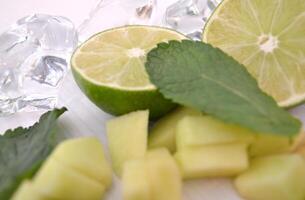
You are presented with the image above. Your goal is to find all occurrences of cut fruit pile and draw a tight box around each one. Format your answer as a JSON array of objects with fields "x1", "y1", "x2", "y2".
[
  {"x1": 106, "y1": 111, "x2": 182, "y2": 200},
  {"x1": 105, "y1": 108, "x2": 305, "y2": 200},
  {"x1": 10, "y1": 0, "x2": 305, "y2": 199},
  {"x1": 203, "y1": 0, "x2": 305, "y2": 107},
  {"x1": 10, "y1": 107, "x2": 305, "y2": 200},
  {"x1": 71, "y1": 26, "x2": 186, "y2": 119},
  {"x1": 149, "y1": 107, "x2": 293, "y2": 157},
  {"x1": 12, "y1": 138, "x2": 112, "y2": 200}
]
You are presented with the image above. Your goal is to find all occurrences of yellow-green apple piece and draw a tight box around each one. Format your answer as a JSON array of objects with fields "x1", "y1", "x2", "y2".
[
  {"x1": 51, "y1": 137, "x2": 112, "y2": 187},
  {"x1": 176, "y1": 116, "x2": 255, "y2": 151},
  {"x1": 145, "y1": 148, "x2": 182, "y2": 200},
  {"x1": 175, "y1": 143, "x2": 249, "y2": 179},
  {"x1": 106, "y1": 110, "x2": 149, "y2": 176},
  {"x1": 122, "y1": 159, "x2": 151, "y2": 200},
  {"x1": 235, "y1": 154, "x2": 305, "y2": 200},
  {"x1": 12, "y1": 180, "x2": 53, "y2": 200},
  {"x1": 34, "y1": 158, "x2": 105, "y2": 200},
  {"x1": 148, "y1": 107, "x2": 201, "y2": 152},
  {"x1": 249, "y1": 134, "x2": 291, "y2": 157}
]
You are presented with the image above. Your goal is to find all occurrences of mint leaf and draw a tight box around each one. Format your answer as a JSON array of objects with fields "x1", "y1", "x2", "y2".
[
  {"x1": 145, "y1": 40, "x2": 301, "y2": 136},
  {"x1": 0, "y1": 107, "x2": 67, "y2": 199}
]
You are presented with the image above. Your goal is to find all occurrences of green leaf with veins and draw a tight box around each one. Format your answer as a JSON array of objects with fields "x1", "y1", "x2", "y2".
[
  {"x1": 145, "y1": 40, "x2": 301, "y2": 136},
  {"x1": 0, "y1": 107, "x2": 67, "y2": 199}
]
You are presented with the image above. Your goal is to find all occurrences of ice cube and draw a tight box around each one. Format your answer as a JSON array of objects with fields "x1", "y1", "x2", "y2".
[
  {"x1": 0, "y1": 96, "x2": 23, "y2": 116},
  {"x1": 0, "y1": 95, "x2": 57, "y2": 116},
  {"x1": 0, "y1": 14, "x2": 78, "y2": 115},
  {"x1": 128, "y1": 0, "x2": 157, "y2": 24},
  {"x1": 16, "y1": 14, "x2": 78, "y2": 51},
  {"x1": 0, "y1": 29, "x2": 39, "y2": 69},
  {"x1": 29, "y1": 56, "x2": 67, "y2": 87},
  {"x1": 0, "y1": 68, "x2": 21, "y2": 94},
  {"x1": 165, "y1": 0, "x2": 222, "y2": 39},
  {"x1": 18, "y1": 95, "x2": 57, "y2": 111},
  {"x1": 77, "y1": 0, "x2": 159, "y2": 41}
]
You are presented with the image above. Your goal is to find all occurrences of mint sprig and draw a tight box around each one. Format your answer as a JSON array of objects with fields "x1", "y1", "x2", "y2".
[
  {"x1": 0, "y1": 107, "x2": 67, "y2": 199},
  {"x1": 145, "y1": 40, "x2": 301, "y2": 136}
]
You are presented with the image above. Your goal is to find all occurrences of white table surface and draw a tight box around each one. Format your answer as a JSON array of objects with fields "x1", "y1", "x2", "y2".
[{"x1": 1, "y1": 0, "x2": 305, "y2": 199}]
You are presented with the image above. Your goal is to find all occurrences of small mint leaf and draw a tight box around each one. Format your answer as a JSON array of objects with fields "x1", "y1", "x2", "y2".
[{"x1": 0, "y1": 107, "x2": 67, "y2": 199}]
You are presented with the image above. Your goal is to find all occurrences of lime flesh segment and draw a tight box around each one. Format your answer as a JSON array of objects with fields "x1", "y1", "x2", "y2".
[
  {"x1": 72, "y1": 26, "x2": 185, "y2": 91},
  {"x1": 203, "y1": 0, "x2": 305, "y2": 107},
  {"x1": 71, "y1": 26, "x2": 186, "y2": 118}
]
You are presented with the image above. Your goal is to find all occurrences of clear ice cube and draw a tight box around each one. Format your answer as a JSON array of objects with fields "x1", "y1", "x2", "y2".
[
  {"x1": 165, "y1": 0, "x2": 222, "y2": 40},
  {"x1": 127, "y1": 0, "x2": 157, "y2": 24},
  {"x1": 77, "y1": 0, "x2": 159, "y2": 41},
  {"x1": 0, "y1": 68, "x2": 21, "y2": 94},
  {"x1": 0, "y1": 14, "x2": 78, "y2": 116},
  {"x1": 29, "y1": 56, "x2": 67, "y2": 87},
  {"x1": 16, "y1": 14, "x2": 78, "y2": 51}
]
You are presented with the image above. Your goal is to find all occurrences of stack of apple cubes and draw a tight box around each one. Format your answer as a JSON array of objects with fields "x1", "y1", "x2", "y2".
[
  {"x1": 106, "y1": 110, "x2": 182, "y2": 200},
  {"x1": 106, "y1": 107, "x2": 305, "y2": 200},
  {"x1": 13, "y1": 138, "x2": 113, "y2": 200},
  {"x1": 12, "y1": 107, "x2": 305, "y2": 200}
]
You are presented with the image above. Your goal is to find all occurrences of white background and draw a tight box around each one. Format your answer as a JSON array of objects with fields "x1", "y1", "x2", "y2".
[{"x1": 0, "y1": 0, "x2": 304, "y2": 199}]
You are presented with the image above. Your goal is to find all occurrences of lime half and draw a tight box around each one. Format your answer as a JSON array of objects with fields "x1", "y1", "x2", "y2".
[
  {"x1": 203, "y1": 0, "x2": 305, "y2": 107},
  {"x1": 71, "y1": 26, "x2": 186, "y2": 118}
]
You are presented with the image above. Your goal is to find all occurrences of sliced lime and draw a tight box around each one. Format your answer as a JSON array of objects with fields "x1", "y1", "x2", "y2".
[
  {"x1": 203, "y1": 0, "x2": 305, "y2": 107},
  {"x1": 71, "y1": 26, "x2": 186, "y2": 118}
]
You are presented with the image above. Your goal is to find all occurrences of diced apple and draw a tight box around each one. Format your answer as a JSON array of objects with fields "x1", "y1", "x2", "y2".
[
  {"x1": 106, "y1": 110, "x2": 149, "y2": 176},
  {"x1": 175, "y1": 143, "x2": 249, "y2": 179},
  {"x1": 235, "y1": 154, "x2": 305, "y2": 200},
  {"x1": 122, "y1": 160, "x2": 151, "y2": 200},
  {"x1": 249, "y1": 133, "x2": 291, "y2": 157},
  {"x1": 12, "y1": 181, "x2": 53, "y2": 200},
  {"x1": 148, "y1": 107, "x2": 201, "y2": 152},
  {"x1": 51, "y1": 137, "x2": 112, "y2": 187},
  {"x1": 176, "y1": 116, "x2": 255, "y2": 151},
  {"x1": 145, "y1": 148, "x2": 182, "y2": 200},
  {"x1": 122, "y1": 148, "x2": 182, "y2": 200},
  {"x1": 34, "y1": 158, "x2": 105, "y2": 200}
]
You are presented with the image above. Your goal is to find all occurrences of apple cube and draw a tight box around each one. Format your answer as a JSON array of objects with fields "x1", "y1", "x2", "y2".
[
  {"x1": 249, "y1": 133, "x2": 291, "y2": 157},
  {"x1": 122, "y1": 160, "x2": 151, "y2": 200},
  {"x1": 235, "y1": 154, "x2": 305, "y2": 200},
  {"x1": 175, "y1": 143, "x2": 249, "y2": 179},
  {"x1": 148, "y1": 107, "x2": 200, "y2": 152},
  {"x1": 34, "y1": 158, "x2": 105, "y2": 200},
  {"x1": 12, "y1": 181, "x2": 52, "y2": 200},
  {"x1": 145, "y1": 148, "x2": 182, "y2": 200},
  {"x1": 51, "y1": 137, "x2": 112, "y2": 187},
  {"x1": 122, "y1": 148, "x2": 182, "y2": 200},
  {"x1": 176, "y1": 116, "x2": 255, "y2": 151},
  {"x1": 106, "y1": 110, "x2": 149, "y2": 176}
]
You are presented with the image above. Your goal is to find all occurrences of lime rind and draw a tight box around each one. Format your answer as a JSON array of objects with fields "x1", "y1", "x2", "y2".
[{"x1": 71, "y1": 25, "x2": 186, "y2": 118}]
